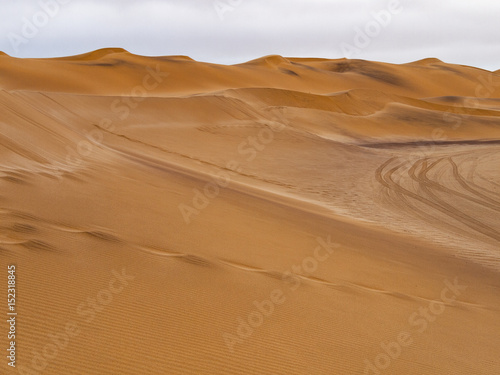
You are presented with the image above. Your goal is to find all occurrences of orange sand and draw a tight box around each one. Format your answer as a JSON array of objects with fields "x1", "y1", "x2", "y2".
[{"x1": 0, "y1": 49, "x2": 499, "y2": 374}]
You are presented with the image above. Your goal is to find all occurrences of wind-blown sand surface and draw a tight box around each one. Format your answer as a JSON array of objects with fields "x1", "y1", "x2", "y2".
[{"x1": 1, "y1": 49, "x2": 499, "y2": 374}]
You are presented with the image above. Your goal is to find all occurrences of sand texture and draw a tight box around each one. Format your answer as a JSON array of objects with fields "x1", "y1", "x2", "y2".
[{"x1": 1, "y1": 49, "x2": 500, "y2": 374}]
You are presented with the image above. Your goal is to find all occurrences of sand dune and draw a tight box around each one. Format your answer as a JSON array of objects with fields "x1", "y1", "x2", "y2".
[{"x1": 0, "y1": 50, "x2": 499, "y2": 374}]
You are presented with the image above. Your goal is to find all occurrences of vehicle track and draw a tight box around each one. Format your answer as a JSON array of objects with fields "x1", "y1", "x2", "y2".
[
  {"x1": 376, "y1": 153, "x2": 500, "y2": 243},
  {"x1": 448, "y1": 157, "x2": 500, "y2": 207}
]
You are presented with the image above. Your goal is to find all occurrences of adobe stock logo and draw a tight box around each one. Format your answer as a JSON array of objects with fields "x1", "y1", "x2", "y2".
[
  {"x1": 222, "y1": 235, "x2": 339, "y2": 353},
  {"x1": 15, "y1": 269, "x2": 135, "y2": 375},
  {"x1": 8, "y1": 0, "x2": 72, "y2": 54},
  {"x1": 213, "y1": 0, "x2": 243, "y2": 21},
  {"x1": 340, "y1": 0, "x2": 403, "y2": 58},
  {"x1": 363, "y1": 278, "x2": 467, "y2": 375}
]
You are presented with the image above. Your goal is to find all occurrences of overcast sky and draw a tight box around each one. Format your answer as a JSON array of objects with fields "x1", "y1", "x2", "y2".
[{"x1": 0, "y1": 0, "x2": 498, "y2": 70}]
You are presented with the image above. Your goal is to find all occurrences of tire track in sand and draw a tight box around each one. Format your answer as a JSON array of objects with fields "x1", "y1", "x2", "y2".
[{"x1": 376, "y1": 157, "x2": 500, "y2": 243}]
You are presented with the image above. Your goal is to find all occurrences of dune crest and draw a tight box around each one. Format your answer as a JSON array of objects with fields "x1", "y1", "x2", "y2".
[
  {"x1": 61, "y1": 47, "x2": 131, "y2": 60},
  {"x1": 245, "y1": 54, "x2": 292, "y2": 67},
  {"x1": 408, "y1": 57, "x2": 444, "y2": 65},
  {"x1": 159, "y1": 55, "x2": 195, "y2": 61}
]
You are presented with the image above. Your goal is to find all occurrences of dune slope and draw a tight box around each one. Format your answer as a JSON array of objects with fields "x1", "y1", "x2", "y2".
[{"x1": 1, "y1": 50, "x2": 500, "y2": 375}]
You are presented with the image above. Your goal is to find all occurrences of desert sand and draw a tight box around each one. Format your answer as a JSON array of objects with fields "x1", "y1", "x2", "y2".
[{"x1": 0, "y1": 49, "x2": 499, "y2": 374}]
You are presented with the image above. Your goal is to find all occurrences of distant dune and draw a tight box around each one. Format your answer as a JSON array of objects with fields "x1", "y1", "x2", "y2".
[{"x1": 1, "y1": 50, "x2": 499, "y2": 375}]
